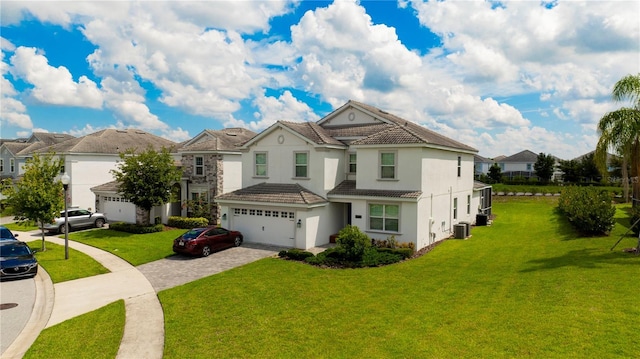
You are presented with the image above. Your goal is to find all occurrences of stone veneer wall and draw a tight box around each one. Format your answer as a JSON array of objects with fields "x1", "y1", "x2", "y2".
[{"x1": 182, "y1": 153, "x2": 223, "y2": 222}]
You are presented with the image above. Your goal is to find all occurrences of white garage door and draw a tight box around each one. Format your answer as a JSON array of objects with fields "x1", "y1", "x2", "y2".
[
  {"x1": 230, "y1": 208, "x2": 295, "y2": 247},
  {"x1": 102, "y1": 198, "x2": 136, "y2": 223}
]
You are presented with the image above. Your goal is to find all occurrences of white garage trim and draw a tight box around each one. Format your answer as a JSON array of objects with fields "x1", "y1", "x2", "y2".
[{"x1": 229, "y1": 207, "x2": 295, "y2": 247}]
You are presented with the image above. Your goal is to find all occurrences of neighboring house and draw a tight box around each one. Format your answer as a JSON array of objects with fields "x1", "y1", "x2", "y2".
[
  {"x1": 474, "y1": 154, "x2": 493, "y2": 178},
  {"x1": 216, "y1": 100, "x2": 488, "y2": 251},
  {"x1": 178, "y1": 128, "x2": 257, "y2": 221},
  {"x1": 498, "y1": 150, "x2": 563, "y2": 181},
  {"x1": 29, "y1": 129, "x2": 181, "y2": 222},
  {"x1": 0, "y1": 132, "x2": 75, "y2": 179}
]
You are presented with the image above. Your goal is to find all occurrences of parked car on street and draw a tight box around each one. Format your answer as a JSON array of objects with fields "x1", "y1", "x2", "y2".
[
  {"x1": 42, "y1": 208, "x2": 108, "y2": 234},
  {"x1": 0, "y1": 241, "x2": 38, "y2": 280},
  {"x1": 0, "y1": 226, "x2": 19, "y2": 241},
  {"x1": 173, "y1": 226, "x2": 243, "y2": 257}
]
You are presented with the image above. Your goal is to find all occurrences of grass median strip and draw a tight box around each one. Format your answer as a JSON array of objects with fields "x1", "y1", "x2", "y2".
[{"x1": 27, "y1": 240, "x2": 109, "y2": 283}]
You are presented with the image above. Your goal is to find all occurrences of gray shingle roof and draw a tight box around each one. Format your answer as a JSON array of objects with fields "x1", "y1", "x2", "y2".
[
  {"x1": 327, "y1": 180, "x2": 422, "y2": 199},
  {"x1": 180, "y1": 128, "x2": 256, "y2": 152},
  {"x1": 501, "y1": 150, "x2": 539, "y2": 162},
  {"x1": 216, "y1": 183, "x2": 327, "y2": 205},
  {"x1": 341, "y1": 101, "x2": 477, "y2": 152},
  {"x1": 91, "y1": 180, "x2": 119, "y2": 192},
  {"x1": 279, "y1": 121, "x2": 344, "y2": 146},
  {"x1": 34, "y1": 129, "x2": 178, "y2": 154}
]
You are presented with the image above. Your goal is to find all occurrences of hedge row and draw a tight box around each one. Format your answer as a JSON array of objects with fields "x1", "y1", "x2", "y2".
[
  {"x1": 109, "y1": 222, "x2": 164, "y2": 234},
  {"x1": 557, "y1": 186, "x2": 616, "y2": 235},
  {"x1": 167, "y1": 216, "x2": 209, "y2": 229}
]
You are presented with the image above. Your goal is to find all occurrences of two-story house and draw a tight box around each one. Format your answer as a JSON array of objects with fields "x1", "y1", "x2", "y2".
[
  {"x1": 178, "y1": 128, "x2": 257, "y2": 221},
  {"x1": 216, "y1": 100, "x2": 488, "y2": 251},
  {"x1": 0, "y1": 132, "x2": 75, "y2": 179}
]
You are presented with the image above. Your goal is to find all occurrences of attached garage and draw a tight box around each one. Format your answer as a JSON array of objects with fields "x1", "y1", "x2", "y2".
[
  {"x1": 102, "y1": 196, "x2": 136, "y2": 223},
  {"x1": 229, "y1": 207, "x2": 296, "y2": 247}
]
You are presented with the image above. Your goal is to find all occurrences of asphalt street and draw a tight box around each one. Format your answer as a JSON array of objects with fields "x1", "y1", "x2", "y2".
[{"x1": 0, "y1": 277, "x2": 35, "y2": 354}]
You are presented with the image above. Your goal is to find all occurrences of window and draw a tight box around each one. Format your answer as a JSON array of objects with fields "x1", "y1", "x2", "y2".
[
  {"x1": 265, "y1": 210, "x2": 271, "y2": 217},
  {"x1": 453, "y1": 197, "x2": 458, "y2": 220},
  {"x1": 294, "y1": 152, "x2": 308, "y2": 178},
  {"x1": 241, "y1": 209, "x2": 247, "y2": 215},
  {"x1": 380, "y1": 152, "x2": 396, "y2": 179},
  {"x1": 273, "y1": 211, "x2": 279, "y2": 218},
  {"x1": 369, "y1": 204, "x2": 399, "y2": 232},
  {"x1": 348, "y1": 153, "x2": 357, "y2": 173},
  {"x1": 255, "y1": 152, "x2": 267, "y2": 177},
  {"x1": 457, "y1": 156, "x2": 462, "y2": 177},
  {"x1": 10, "y1": 159, "x2": 15, "y2": 173},
  {"x1": 249, "y1": 209, "x2": 256, "y2": 216},
  {"x1": 467, "y1": 195, "x2": 471, "y2": 214},
  {"x1": 194, "y1": 156, "x2": 204, "y2": 176},
  {"x1": 191, "y1": 190, "x2": 208, "y2": 202},
  {"x1": 234, "y1": 208, "x2": 241, "y2": 215},
  {"x1": 0, "y1": 159, "x2": 3, "y2": 172},
  {"x1": 526, "y1": 163, "x2": 532, "y2": 171}
]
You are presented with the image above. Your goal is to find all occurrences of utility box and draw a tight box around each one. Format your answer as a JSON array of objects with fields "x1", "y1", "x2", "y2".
[
  {"x1": 454, "y1": 224, "x2": 466, "y2": 239},
  {"x1": 460, "y1": 221, "x2": 471, "y2": 237},
  {"x1": 476, "y1": 213, "x2": 488, "y2": 226}
]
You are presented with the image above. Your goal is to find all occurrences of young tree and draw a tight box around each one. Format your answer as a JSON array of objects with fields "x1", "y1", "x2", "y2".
[
  {"x1": 596, "y1": 73, "x2": 640, "y2": 206},
  {"x1": 488, "y1": 163, "x2": 502, "y2": 183},
  {"x1": 534, "y1": 153, "x2": 556, "y2": 183},
  {"x1": 111, "y1": 146, "x2": 182, "y2": 226},
  {"x1": 3, "y1": 153, "x2": 64, "y2": 251},
  {"x1": 558, "y1": 159, "x2": 580, "y2": 183}
]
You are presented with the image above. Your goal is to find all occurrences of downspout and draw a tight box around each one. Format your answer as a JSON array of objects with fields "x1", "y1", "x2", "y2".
[
  {"x1": 429, "y1": 193, "x2": 434, "y2": 244},
  {"x1": 449, "y1": 186, "x2": 453, "y2": 234}
]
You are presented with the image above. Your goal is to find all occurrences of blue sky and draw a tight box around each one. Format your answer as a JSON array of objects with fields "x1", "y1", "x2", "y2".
[{"x1": 1, "y1": 0, "x2": 638, "y2": 159}]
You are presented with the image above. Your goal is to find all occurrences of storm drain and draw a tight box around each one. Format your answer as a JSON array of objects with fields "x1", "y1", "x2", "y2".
[{"x1": 0, "y1": 303, "x2": 18, "y2": 310}]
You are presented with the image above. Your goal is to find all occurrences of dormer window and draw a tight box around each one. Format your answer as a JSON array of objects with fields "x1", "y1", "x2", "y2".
[{"x1": 194, "y1": 156, "x2": 204, "y2": 176}]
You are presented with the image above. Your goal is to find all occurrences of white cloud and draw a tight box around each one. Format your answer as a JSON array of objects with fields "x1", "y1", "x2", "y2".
[
  {"x1": 1, "y1": 39, "x2": 32, "y2": 129},
  {"x1": 243, "y1": 90, "x2": 320, "y2": 131},
  {"x1": 10, "y1": 46, "x2": 103, "y2": 108}
]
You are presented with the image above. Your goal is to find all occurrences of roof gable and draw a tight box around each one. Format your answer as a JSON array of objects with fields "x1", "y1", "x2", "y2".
[
  {"x1": 180, "y1": 128, "x2": 256, "y2": 152},
  {"x1": 501, "y1": 150, "x2": 539, "y2": 162},
  {"x1": 242, "y1": 121, "x2": 344, "y2": 149},
  {"x1": 34, "y1": 129, "x2": 178, "y2": 155}
]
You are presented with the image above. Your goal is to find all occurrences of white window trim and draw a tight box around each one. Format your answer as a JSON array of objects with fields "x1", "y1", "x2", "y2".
[
  {"x1": 348, "y1": 152, "x2": 357, "y2": 174},
  {"x1": 254, "y1": 152, "x2": 268, "y2": 178},
  {"x1": 453, "y1": 197, "x2": 458, "y2": 220},
  {"x1": 467, "y1": 195, "x2": 471, "y2": 215},
  {"x1": 378, "y1": 151, "x2": 397, "y2": 180},
  {"x1": 0, "y1": 159, "x2": 3, "y2": 173},
  {"x1": 457, "y1": 156, "x2": 462, "y2": 177},
  {"x1": 293, "y1": 151, "x2": 309, "y2": 179},
  {"x1": 367, "y1": 202, "x2": 400, "y2": 234},
  {"x1": 194, "y1": 156, "x2": 205, "y2": 176},
  {"x1": 9, "y1": 158, "x2": 15, "y2": 173}
]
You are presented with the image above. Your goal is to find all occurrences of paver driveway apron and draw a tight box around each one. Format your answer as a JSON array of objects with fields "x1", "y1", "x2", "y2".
[{"x1": 138, "y1": 243, "x2": 281, "y2": 292}]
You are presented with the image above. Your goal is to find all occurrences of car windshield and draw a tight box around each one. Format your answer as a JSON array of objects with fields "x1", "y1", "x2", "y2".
[
  {"x1": 182, "y1": 229, "x2": 205, "y2": 239},
  {"x1": 0, "y1": 228, "x2": 15, "y2": 239},
  {"x1": 0, "y1": 245, "x2": 32, "y2": 257}
]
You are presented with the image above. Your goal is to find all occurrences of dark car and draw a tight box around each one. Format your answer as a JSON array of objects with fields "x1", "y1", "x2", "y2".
[
  {"x1": 42, "y1": 208, "x2": 108, "y2": 234},
  {"x1": 0, "y1": 241, "x2": 38, "y2": 280},
  {"x1": 173, "y1": 227, "x2": 243, "y2": 257},
  {"x1": 0, "y1": 226, "x2": 19, "y2": 241}
]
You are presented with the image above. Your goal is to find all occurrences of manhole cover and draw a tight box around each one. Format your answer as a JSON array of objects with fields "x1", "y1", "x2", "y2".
[{"x1": 0, "y1": 303, "x2": 19, "y2": 310}]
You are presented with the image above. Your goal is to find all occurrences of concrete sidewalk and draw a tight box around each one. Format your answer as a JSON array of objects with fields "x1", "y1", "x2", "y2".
[{"x1": 1, "y1": 231, "x2": 164, "y2": 359}]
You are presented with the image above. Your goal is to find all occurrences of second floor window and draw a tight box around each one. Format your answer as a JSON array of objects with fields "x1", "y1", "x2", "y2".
[
  {"x1": 348, "y1": 153, "x2": 357, "y2": 173},
  {"x1": 255, "y1": 152, "x2": 267, "y2": 177},
  {"x1": 380, "y1": 152, "x2": 396, "y2": 179},
  {"x1": 453, "y1": 197, "x2": 458, "y2": 220},
  {"x1": 0, "y1": 159, "x2": 3, "y2": 172},
  {"x1": 294, "y1": 152, "x2": 308, "y2": 178},
  {"x1": 10, "y1": 159, "x2": 15, "y2": 173},
  {"x1": 457, "y1": 156, "x2": 462, "y2": 177},
  {"x1": 195, "y1": 156, "x2": 204, "y2": 176}
]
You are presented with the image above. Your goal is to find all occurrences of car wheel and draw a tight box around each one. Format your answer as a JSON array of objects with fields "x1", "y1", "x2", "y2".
[
  {"x1": 95, "y1": 218, "x2": 105, "y2": 228},
  {"x1": 59, "y1": 225, "x2": 68, "y2": 234},
  {"x1": 202, "y1": 245, "x2": 211, "y2": 257},
  {"x1": 234, "y1": 236, "x2": 242, "y2": 247}
]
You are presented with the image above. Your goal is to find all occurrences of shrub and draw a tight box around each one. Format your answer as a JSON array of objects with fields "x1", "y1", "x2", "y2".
[
  {"x1": 278, "y1": 248, "x2": 315, "y2": 261},
  {"x1": 336, "y1": 225, "x2": 371, "y2": 261},
  {"x1": 109, "y1": 222, "x2": 164, "y2": 234},
  {"x1": 361, "y1": 247, "x2": 403, "y2": 267},
  {"x1": 167, "y1": 216, "x2": 209, "y2": 229},
  {"x1": 376, "y1": 247, "x2": 414, "y2": 259},
  {"x1": 558, "y1": 186, "x2": 616, "y2": 235}
]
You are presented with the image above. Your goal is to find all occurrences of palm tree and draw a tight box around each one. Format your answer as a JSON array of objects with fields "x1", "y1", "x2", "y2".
[{"x1": 595, "y1": 74, "x2": 640, "y2": 207}]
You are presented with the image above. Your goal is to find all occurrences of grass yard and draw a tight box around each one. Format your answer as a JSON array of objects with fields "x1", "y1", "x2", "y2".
[
  {"x1": 27, "y1": 240, "x2": 109, "y2": 283},
  {"x1": 159, "y1": 197, "x2": 640, "y2": 358},
  {"x1": 23, "y1": 300, "x2": 125, "y2": 359},
  {"x1": 3, "y1": 221, "x2": 40, "y2": 232},
  {"x1": 68, "y1": 228, "x2": 186, "y2": 266}
]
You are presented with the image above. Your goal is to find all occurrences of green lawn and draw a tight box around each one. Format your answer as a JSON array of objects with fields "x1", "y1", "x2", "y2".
[
  {"x1": 24, "y1": 198, "x2": 640, "y2": 358},
  {"x1": 23, "y1": 300, "x2": 125, "y2": 359},
  {"x1": 3, "y1": 221, "x2": 40, "y2": 232},
  {"x1": 68, "y1": 228, "x2": 186, "y2": 266},
  {"x1": 159, "y1": 197, "x2": 640, "y2": 358},
  {"x1": 27, "y1": 240, "x2": 109, "y2": 283}
]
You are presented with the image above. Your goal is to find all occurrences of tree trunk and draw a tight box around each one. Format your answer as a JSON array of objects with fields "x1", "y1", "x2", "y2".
[
  {"x1": 632, "y1": 140, "x2": 640, "y2": 208},
  {"x1": 622, "y1": 157, "x2": 630, "y2": 203},
  {"x1": 136, "y1": 206, "x2": 151, "y2": 226},
  {"x1": 39, "y1": 221, "x2": 46, "y2": 251}
]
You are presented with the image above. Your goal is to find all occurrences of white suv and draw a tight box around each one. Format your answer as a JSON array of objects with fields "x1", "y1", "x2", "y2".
[{"x1": 43, "y1": 208, "x2": 108, "y2": 234}]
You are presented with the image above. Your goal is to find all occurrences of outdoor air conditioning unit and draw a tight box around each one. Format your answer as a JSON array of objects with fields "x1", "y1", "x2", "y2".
[{"x1": 453, "y1": 224, "x2": 466, "y2": 239}]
